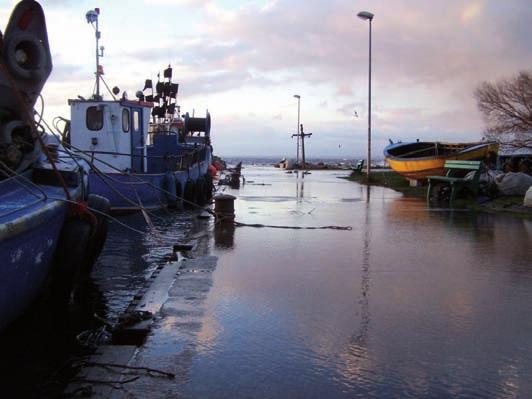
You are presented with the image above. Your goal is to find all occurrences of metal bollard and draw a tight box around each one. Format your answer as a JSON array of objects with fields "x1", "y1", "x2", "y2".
[{"x1": 214, "y1": 194, "x2": 236, "y2": 224}]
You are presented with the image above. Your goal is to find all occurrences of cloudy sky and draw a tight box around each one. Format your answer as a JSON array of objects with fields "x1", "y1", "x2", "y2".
[{"x1": 1, "y1": 0, "x2": 531, "y2": 158}]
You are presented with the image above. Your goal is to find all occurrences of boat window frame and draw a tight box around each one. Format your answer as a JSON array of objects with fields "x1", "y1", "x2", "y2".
[
  {"x1": 132, "y1": 109, "x2": 140, "y2": 132},
  {"x1": 86, "y1": 106, "x2": 104, "y2": 131},
  {"x1": 122, "y1": 108, "x2": 130, "y2": 133}
]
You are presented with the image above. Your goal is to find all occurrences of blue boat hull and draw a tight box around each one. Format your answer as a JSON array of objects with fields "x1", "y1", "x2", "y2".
[
  {"x1": 88, "y1": 157, "x2": 211, "y2": 212},
  {"x1": 0, "y1": 177, "x2": 73, "y2": 331}
]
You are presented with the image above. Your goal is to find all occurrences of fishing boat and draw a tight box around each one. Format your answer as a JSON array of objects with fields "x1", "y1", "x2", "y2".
[
  {"x1": 1, "y1": 0, "x2": 109, "y2": 331},
  {"x1": 383, "y1": 141, "x2": 499, "y2": 180},
  {"x1": 63, "y1": 8, "x2": 213, "y2": 213}
]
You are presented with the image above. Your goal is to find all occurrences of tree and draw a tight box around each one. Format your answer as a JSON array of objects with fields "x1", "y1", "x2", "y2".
[{"x1": 474, "y1": 70, "x2": 532, "y2": 150}]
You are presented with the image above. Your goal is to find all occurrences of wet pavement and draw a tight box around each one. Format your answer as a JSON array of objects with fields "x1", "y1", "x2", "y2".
[{"x1": 90, "y1": 167, "x2": 532, "y2": 398}]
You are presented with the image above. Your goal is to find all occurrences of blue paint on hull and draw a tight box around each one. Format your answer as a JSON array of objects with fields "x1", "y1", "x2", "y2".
[
  {"x1": 88, "y1": 158, "x2": 211, "y2": 211},
  {"x1": 0, "y1": 174, "x2": 73, "y2": 331}
]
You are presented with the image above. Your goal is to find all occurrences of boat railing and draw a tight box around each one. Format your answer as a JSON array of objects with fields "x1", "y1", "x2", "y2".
[
  {"x1": 69, "y1": 146, "x2": 207, "y2": 172},
  {"x1": 73, "y1": 149, "x2": 180, "y2": 160}
]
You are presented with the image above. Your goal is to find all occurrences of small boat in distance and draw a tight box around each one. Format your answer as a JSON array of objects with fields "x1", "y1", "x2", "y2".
[{"x1": 384, "y1": 141, "x2": 499, "y2": 180}]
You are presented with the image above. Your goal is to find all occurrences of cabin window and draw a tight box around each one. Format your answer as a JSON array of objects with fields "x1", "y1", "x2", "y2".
[
  {"x1": 122, "y1": 109, "x2": 130, "y2": 132},
  {"x1": 86, "y1": 106, "x2": 103, "y2": 131},
  {"x1": 132, "y1": 110, "x2": 140, "y2": 131}
]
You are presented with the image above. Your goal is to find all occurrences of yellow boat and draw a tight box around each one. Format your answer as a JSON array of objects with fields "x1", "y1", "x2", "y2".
[{"x1": 383, "y1": 141, "x2": 499, "y2": 180}]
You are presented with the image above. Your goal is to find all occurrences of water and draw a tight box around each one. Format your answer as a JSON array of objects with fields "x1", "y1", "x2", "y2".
[
  {"x1": 2, "y1": 166, "x2": 531, "y2": 397},
  {"x1": 91, "y1": 209, "x2": 212, "y2": 322},
  {"x1": 112, "y1": 166, "x2": 532, "y2": 398}
]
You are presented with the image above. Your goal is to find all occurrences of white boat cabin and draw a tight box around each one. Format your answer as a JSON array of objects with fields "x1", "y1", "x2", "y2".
[{"x1": 69, "y1": 99, "x2": 152, "y2": 173}]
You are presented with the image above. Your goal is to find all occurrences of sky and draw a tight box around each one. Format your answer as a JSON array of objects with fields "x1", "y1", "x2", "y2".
[{"x1": 1, "y1": 0, "x2": 531, "y2": 158}]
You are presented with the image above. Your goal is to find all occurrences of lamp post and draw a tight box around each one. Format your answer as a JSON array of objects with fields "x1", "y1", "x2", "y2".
[
  {"x1": 294, "y1": 94, "x2": 301, "y2": 167},
  {"x1": 357, "y1": 10, "x2": 374, "y2": 178}
]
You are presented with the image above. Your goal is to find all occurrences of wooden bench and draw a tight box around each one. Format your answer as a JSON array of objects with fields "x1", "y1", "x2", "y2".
[
  {"x1": 352, "y1": 159, "x2": 364, "y2": 173},
  {"x1": 427, "y1": 160, "x2": 482, "y2": 207}
]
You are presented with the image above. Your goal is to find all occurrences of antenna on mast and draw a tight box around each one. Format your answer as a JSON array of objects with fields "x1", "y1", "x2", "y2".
[{"x1": 86, "y1": 7, "x2": 104, "y2": 100}]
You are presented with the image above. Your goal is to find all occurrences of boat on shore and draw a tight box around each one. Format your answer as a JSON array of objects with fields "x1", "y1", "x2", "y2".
[
  {"x1": 383, "y1": 141, "x2": 499, "y2": 180},
  {"x1": 62, "y1": 9, "x2": 213, "y2": 213},
  {"x1": 1, "y1": 0, "x2": 108, "y2": 331}
]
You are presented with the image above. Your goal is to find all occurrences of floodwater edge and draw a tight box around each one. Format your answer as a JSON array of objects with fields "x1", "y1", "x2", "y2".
[{"x1": 343, "y1": 170, "x2": 532, "y2": 219}]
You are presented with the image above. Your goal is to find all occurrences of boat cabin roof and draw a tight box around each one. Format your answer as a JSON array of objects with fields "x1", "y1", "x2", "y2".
[{"x1": 68, "y1": 99, "x2": 153, "y2": 109}]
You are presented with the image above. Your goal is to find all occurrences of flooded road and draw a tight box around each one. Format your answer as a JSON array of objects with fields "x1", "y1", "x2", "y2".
[
  {"x1": 3, "y1": 166, "x2": 531, "y2": 398},
  {"x1": 120, "y1": 167, "x2": 532, "y2": 398}
]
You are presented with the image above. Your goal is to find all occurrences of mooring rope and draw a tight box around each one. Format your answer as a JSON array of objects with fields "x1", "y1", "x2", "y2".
[{"x1": 233, "y1": 221, "x2": 352, "y2": 230}]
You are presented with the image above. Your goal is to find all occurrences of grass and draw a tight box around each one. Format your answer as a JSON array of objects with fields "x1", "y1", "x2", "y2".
[{"x1": 344, "y1": 170, "x2": 426, "y2": 198}]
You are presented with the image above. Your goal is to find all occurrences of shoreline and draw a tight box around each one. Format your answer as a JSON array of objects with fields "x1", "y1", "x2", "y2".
[{"x1": 344, "y1": 169, "x2": 532, "y2": 219}]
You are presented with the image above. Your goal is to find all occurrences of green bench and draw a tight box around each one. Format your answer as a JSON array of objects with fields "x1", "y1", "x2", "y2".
[
  {"x1": 427, "y1": 160, "x2": 482, "y2": 207},
  {"x1": 352, "y1": 159, "x2": 365, "y2": 173}
]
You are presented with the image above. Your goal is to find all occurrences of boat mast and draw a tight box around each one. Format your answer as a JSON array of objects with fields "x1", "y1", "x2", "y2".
[{"x1": 86, "y1": 8, "x2": 104, "y2": 100}]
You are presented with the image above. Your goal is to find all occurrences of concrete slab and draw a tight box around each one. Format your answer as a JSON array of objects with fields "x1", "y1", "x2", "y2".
[
  {"x1": 64, "y1": 257, "x2": 218, "y2": 398},
  {"x1": 135, "y1": 261, "x2": 180, "y2": 314},
  {"x1": 108, "y1": 256, "x2": 219, "y2": 399},
  {"x1": 63, "y1": 345, "x2": 138, "y2": 398}
]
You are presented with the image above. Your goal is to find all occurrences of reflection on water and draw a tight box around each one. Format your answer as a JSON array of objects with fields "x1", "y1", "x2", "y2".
[
  {"x1": 297, "y1": 171, "x2": 305, "y2": 201},
  {"x1": 214, "y1": 223, "x2": 235, "y2": 249},
  {"x1": 178, "y1": 167, "x2": 532, "y2": 398}
]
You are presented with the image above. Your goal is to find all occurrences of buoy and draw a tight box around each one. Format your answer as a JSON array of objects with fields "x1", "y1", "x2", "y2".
[
  {"x1": 175, "y1": 180, "x2": 183, "y2": 209},
  {"x1": 195, "y1": 176, "x2": 206, "y2": 205},
  {"x1": 83, "y1": 194, "x2": 110, "y2": 276},
  {"x1": 208, "y1": 164, "x2": 217, "y2": 178},
  {"x1": 204, "y1": 173, "x2": 214, "y2": 201},
  {"x1": 51, "y1": 219, "x2": 92, "y2": 304},
  {"x1": 183, "y1": 179, "x2": 197, "y2": 209},
  {"x1": 163, "y1": 173, "x2": 177, "y2": 208}
]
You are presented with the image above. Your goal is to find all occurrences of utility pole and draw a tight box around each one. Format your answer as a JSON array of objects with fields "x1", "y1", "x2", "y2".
[
  {"x1": 293, "y1": 95, "x2": 301, "y2": 167},
  {"x1": 292, "y1": 124, "x2": 312, "y2": 168}
]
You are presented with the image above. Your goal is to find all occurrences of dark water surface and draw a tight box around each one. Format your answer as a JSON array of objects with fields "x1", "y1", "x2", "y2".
[{"x1": 170, "y1": 168, "x2": 531, "y2": 398}]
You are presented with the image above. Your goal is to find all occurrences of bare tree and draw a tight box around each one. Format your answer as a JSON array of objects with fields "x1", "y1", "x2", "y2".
[{"x1": 475, "y1": 70, "x2": 532, "y2": 150}]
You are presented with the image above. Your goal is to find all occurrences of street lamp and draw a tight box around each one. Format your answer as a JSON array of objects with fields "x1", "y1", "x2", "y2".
[
  {"x1": 357, "y1": 10, "x2": 374, "y2": 178},
  {"x1": 293, "y1": 94, "x2": 301, "y2": 167}
]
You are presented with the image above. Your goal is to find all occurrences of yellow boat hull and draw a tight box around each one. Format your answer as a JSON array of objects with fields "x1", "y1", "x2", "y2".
[{"x1": 385, "y1": 142, "x2": 499, "y2": 180}]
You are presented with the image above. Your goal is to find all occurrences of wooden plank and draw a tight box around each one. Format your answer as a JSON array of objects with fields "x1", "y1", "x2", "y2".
[
  {"x1": 443, "y1": 160, "x2": 481, "y2": 169},
  {"x1": 445, "y1": 160, "x2": 481, "y2": 164}
]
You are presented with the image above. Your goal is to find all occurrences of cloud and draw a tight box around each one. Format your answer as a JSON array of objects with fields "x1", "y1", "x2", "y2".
[
  {"x1": 461, "y1": 2, "x2": 483, "y2": 22},
  {"x1": 143, "y1": 0, "x2": 210, "y2": 6},
  {"x1": 3, "y1": 0, "x2": 531, "y2": 157}
]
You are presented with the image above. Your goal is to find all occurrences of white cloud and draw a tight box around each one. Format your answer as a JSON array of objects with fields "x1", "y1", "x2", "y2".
[{"x1": 461, "y1": 2, "x2": 483, "y2": 22}]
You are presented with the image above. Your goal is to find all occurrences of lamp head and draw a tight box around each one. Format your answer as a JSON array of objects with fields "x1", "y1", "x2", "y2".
[
  {"x1": 86, "y1": 9, "x2": 99, "y2": 24},
  {"x1": 293, "y1": 94, "x2": 300, "y2": 99},
  {"x1": 357, "y1": 11, "x2": 374, "y2": 21}
]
